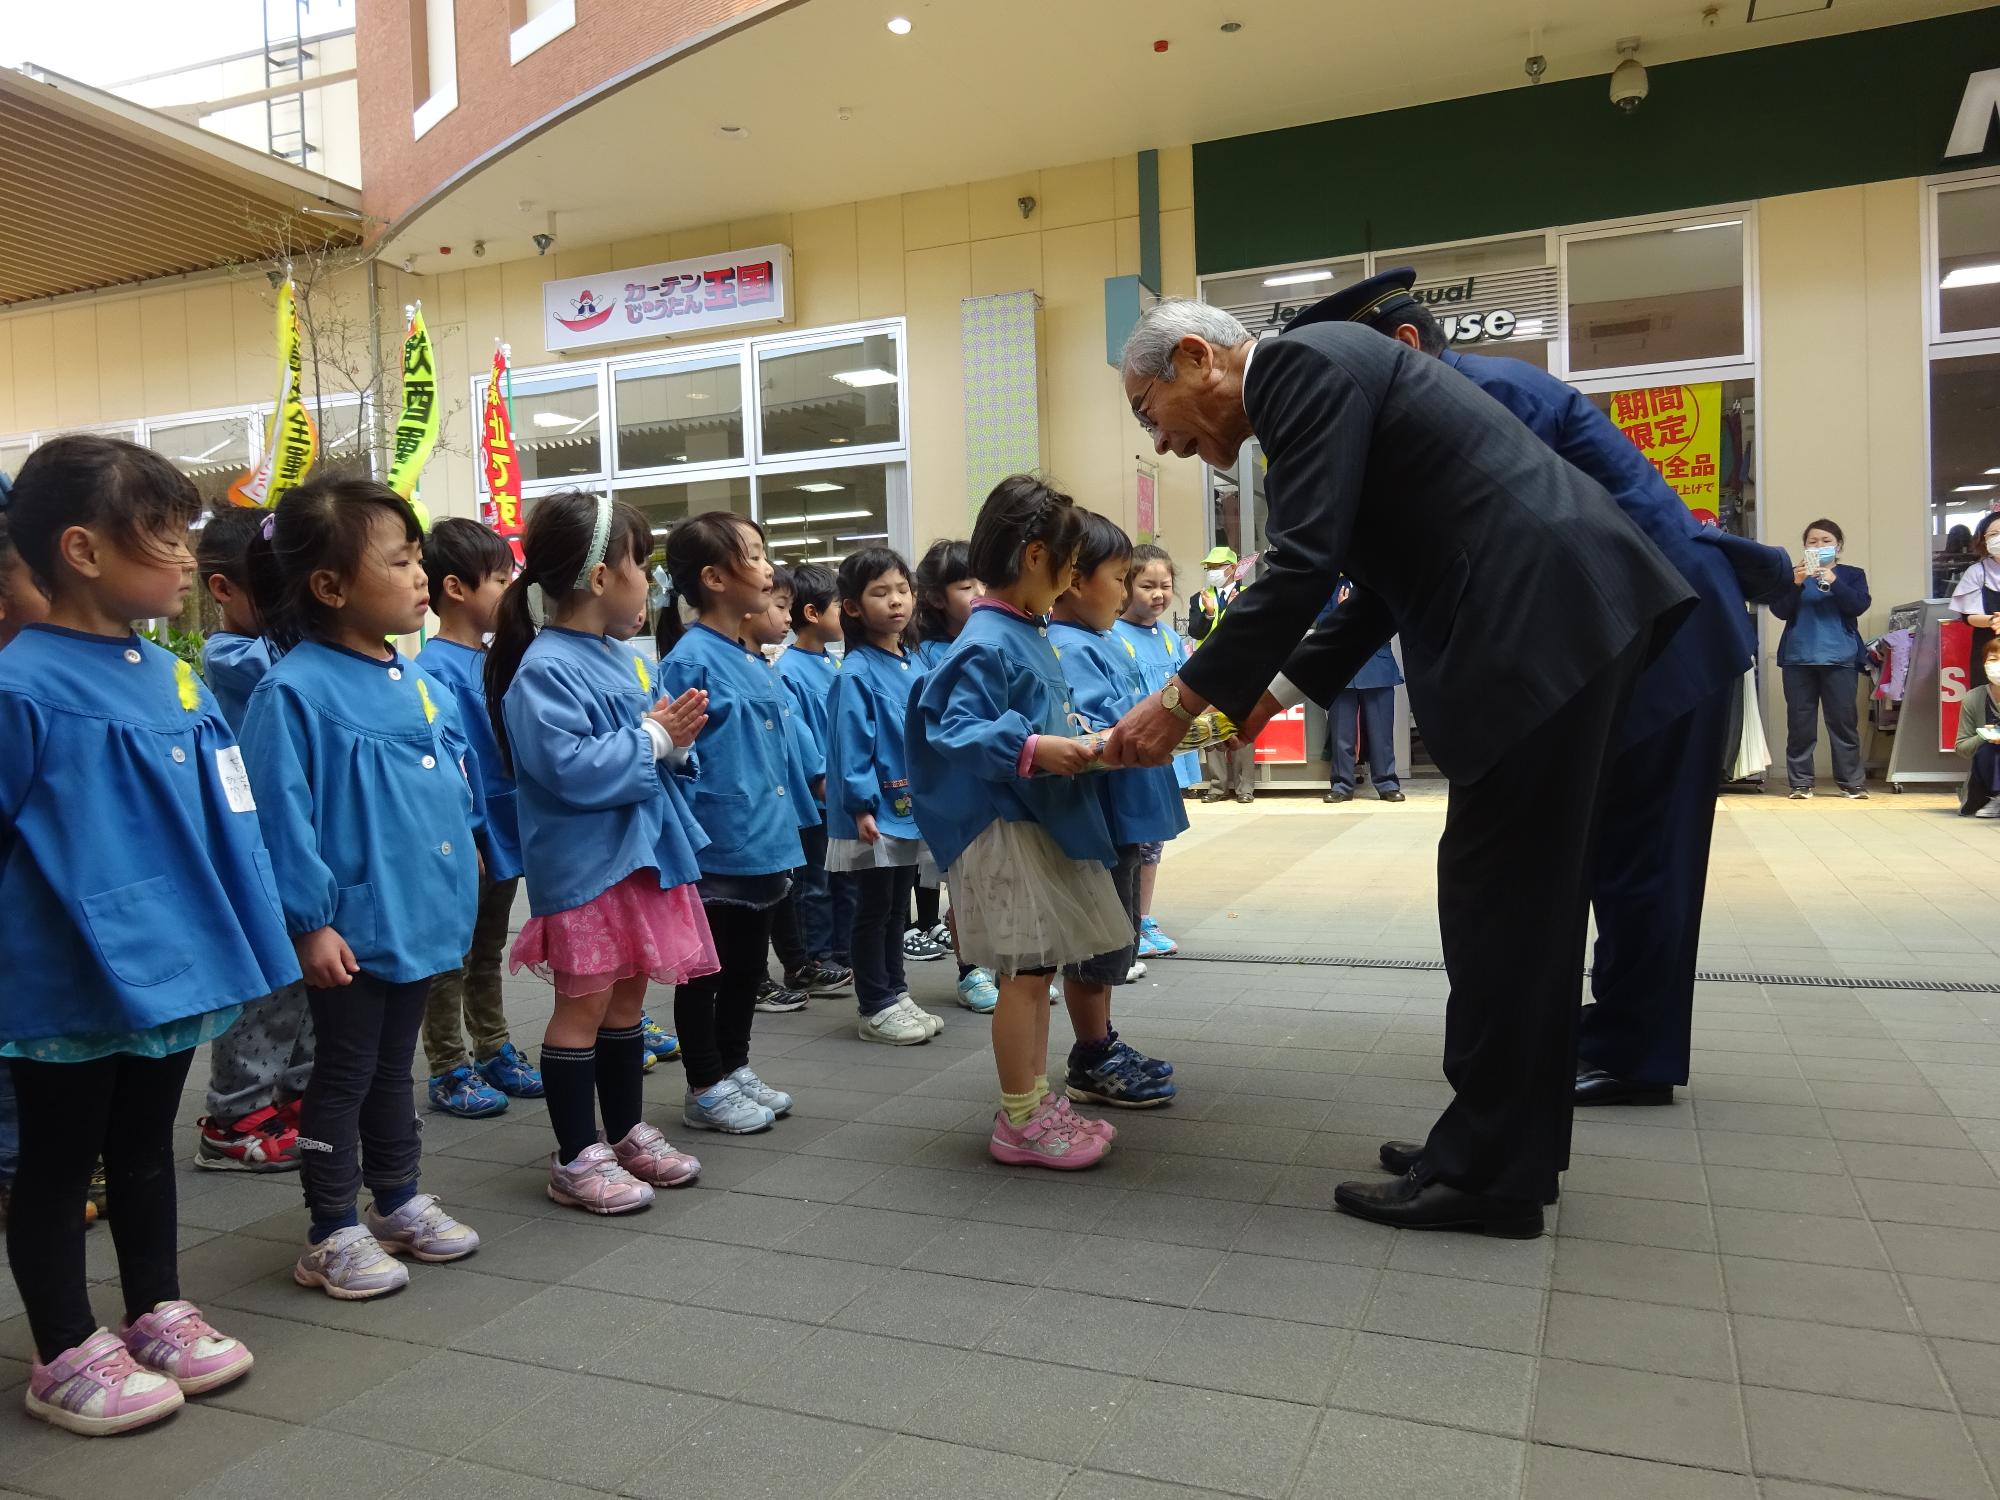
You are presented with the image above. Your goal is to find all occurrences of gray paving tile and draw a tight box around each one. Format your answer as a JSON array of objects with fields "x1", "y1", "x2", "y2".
[
  {"x1": 204, "y1": 1426, "x2": 440, "y2": 1500},
  {"x1": 1698, "y1": 1131, "x2": 1844, "y2": 1176},
  {"x1": 585, "y1": 1303, "x2": 814, "y2": 1396},
  {"x1": 1190, "y1": 1251, "x2": 1378, "y2": 1328},
  {"x1": 750, "y1": 1326, "x2": 966, "y2": 1426},
  {"x1": 842, "y1": 1434, "x2": 1070, "y2": 1500},
  {"x1": 904, "y1": 1352, "x2": 1135, "y2": 1464},
  {"x1": 1539, "y1": 1291, "x2": 1735, "y2": 1380},
  {"x1": 1233, "y1": 1203, "x2": 1396, "y2": 1268},
  {"x1": 1384, "y1": 1227, "x2": 1553, "y2": 1287},
  {"x1": 624, "y1": 1403, "x2": 887, "y2": 1500},
  {"x1": 846, "y1": 1163, "x2": 1004, "y2": 1217},
  {"x1": 468, "y1": 1216, "x2": 649, "y2": 1285},
  {"x1": 829, "y1": 1267, "x2": 1034, "y2": 1348},
  {"x1": 1328, "y1": 1331, "x2": 1536, "y2": 1438},
  {"x1": 1711, "y1": 1205, "x2": 1888, "y2": 1268},
  {"x1": 472, "y1": 1374, "x2": 718, "y2": 1491},
  {"x1": 776, "y1": 1202, "x2": 950, "y2": 1265},
  {"x1": 214, "y1": 1262, "x2": 543, "y2": 1345},
  {"x1": 1145, "y1": 1308, "x2": 1350, "y2": 1403},
  {"x1": 315, "y1": 1349, "x2": 568, "y2": 1452},
  {"x1": 1876, "y1": 1222, "x2": 2000, "y2": 1284},
  {"x1": 1552, "y1": 1237, "x2": 1724, "y2": 1309},
  {"x1": 1856, "y1": 1179, "x2": 2000, "y2": 1232},
  {"x1": 1692, "y1": 1100, "x2": 1830, "y2": 1137},
  {"x1": 1531, "y1": 1358, "x2": 1748, "y2": 1471},
  {"x1": 1094, "y1": 1187, "x2": 1246, "y2": 1247},
  {"x1": 1361, "y1": 1269, "x2": 1543, "y2": 1354},
  {"x1": 1905, "y1": 1274, "x2": 2000, "y2": 1343},
  {"x1": 1091, "y1": 1381, "x2": 1318, "y2": 1499},
  {"x1": 904, "y1": 1221, "x2": 1089, "y2": 1284},
  {"x1": 982, "y1": 1287, "x2": 1189, "y2": 1375},
  {"x1": 1742, "y1": 1386, "x2": 1995, "y2": 1500},
  {"x1": 797, "y1": 1120, "x2": 945, "y2": 1164},
  {"x1": 684, "y1": 1247, "x2": 883, "y2": 1323},
  {"x1": 968, "y1": 1175, "x2": 1132, "y2": 1231},
  {"x1": 1552, "y1": 1190, "x2": 1716, "y2": 1252},
  {"x1": 1125, "y1": 1152, "x2": 1286, "y2": 1203},
  {"x1": 1734, "y1": 1314, "x2": 1953, "y2": 1408},
  {"x1": 557, "y1": 1230, "x2": 756, "y2": 1300},
  {"x1": 1840, "y1": 1140, "x2": 2000, "y2": 1187},
  {"x1": 386, "y1": 1459, "x2": 602, "y2": 1499},
  {"x1": 731, "y1": 1152, "x2": 889, "y2": 1202},
  {"x1": 1043, "y1": 1233, "x2": 1226, "y2": 1306},
  {"x1": 1823, "y1": 1110, "x2": 1979, "y2": 1148},
  {"x1": 1561, "y1": 1154, "x2": 1710, "y2": 1202},
  {"x1": 1704, "y1": 1164, "x2": 1865, "y2": 1217},
  {"x1": 1720, "y1": 1256, "x2": 1920, "y2": 1331},
  {"x1": 451, "y1": 1282, "x2": 673, "y2": 1370},
  {"x1": 1936, "y1": 1339, "x2": 2000, "y2": 1417},
  {"x1": 1524, "y1": 1444, "x2": 1756, "y2": 1498},
  {"x1": 1058, "y1": 1472, "x2": 1234, "y2": 1500},
  {"x1": 660, "y1": 1189, "x2": 831, "y2": 1245},
  {"x1": 14, "y1": 1403, "x2": 294, "y2": 1500},
  {"x1": 1295, "y1": 1410, "x2": 1525, "y2": 1500}
]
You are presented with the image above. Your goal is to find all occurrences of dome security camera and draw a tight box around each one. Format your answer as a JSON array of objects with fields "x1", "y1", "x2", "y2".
[
  {"x1": 1610, "y1": 39, "x2": 1647, "y2": 113},
  {"x1": 533, "y1": 232, "x2": 556, "y2": 255}
]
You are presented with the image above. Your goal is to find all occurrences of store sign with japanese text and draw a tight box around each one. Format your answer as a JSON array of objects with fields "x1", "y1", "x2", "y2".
[
  {"x1": 1607, "y1": 382, "x2": 1722, "y2": 511},
  {"x1": 1226, "y1": 265, "x2": 1559, "y2": 349},
  {"x1": 543, "y1": 245, "x2": 791, "y2": 353}
]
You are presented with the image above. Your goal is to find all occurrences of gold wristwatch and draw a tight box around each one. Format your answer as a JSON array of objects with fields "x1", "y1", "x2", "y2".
[{"x1": 1160, "y1": 682, "x2": 1197, "y2": 724}]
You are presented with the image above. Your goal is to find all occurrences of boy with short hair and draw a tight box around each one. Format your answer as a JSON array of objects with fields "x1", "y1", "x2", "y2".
[
  {"x1": 774, "y1": 563, "x2": 856, "y2": 995},
  {"x1": 416, "y1": 518, "x2": 543, "y2": 1117},
  {"x1": 193, "y1": 506, "x2": 316, "y2": 1170}
]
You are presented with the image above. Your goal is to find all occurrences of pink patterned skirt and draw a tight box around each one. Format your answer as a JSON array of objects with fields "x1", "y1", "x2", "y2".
[{"x1": 510, "y1": 871, "x2": 719, "y2": 998}]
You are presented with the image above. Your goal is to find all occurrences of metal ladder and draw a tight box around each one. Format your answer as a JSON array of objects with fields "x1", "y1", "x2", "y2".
[{"x1": 262, "y1": 0, "x2": 315, "y2": 166}]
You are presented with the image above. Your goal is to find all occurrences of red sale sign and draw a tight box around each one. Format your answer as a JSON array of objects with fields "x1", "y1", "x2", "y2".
[
  {"x1": 1941, "y1": 618, "x2": 1973, "y2": 752},
  {"x1": 1252, "y1": 704, "x2": 1309, "y2": 763}
]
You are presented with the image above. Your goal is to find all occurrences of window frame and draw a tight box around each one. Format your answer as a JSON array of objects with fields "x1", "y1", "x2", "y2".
[{"x1": 1928, "y1": 170, "x2": 2000, "y2": 349}]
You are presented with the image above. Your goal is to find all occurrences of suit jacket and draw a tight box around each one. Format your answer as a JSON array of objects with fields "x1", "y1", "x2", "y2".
[{"x1": 1176, "y1": 323, "x2": 1695, "y2": 783}]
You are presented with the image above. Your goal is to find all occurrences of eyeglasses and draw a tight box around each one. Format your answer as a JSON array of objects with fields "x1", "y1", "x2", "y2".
[{"x1": 1129, "y1": 377, "x2": 1162, "y2": 438}]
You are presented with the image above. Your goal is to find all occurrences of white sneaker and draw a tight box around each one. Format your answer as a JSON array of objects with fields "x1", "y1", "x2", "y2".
[
  {"x1": 729, "y1": 1065, "x2": 793, "y2": 1116},
  {"x1": 1126, "y1": 959, "x2": 1147, "y2": 981},
  {"x1": 1978, "y1": 796, "x2": 2000, "y2": 819},
  {"x1": 858, "y1": 1004, "x2": 931, "y2": 1045},
  {"x1": 895, "y1": 993, "x2": 943, "y2": 1038}
]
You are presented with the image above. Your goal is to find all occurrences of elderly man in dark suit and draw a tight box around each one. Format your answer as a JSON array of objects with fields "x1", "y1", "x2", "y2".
[{"x1": 1106, "y1": 301, "x2": 1693, "y2": 1236}]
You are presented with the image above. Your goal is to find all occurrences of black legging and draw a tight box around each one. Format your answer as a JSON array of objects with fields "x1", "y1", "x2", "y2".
[
  {"x1": 674, "y1": 900, "x2": 775, "y2": 1091},
  {"x1": 912, "y1": 881, "x2": 940, "y2": 932},
  {"x1": 7, "y1": 1050, "x2": 194, "y2": 1360}
]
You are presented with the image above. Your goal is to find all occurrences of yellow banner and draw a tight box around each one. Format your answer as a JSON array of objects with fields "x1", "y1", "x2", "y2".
[
  {"x1": 387, "y1": 304, "x2": 440, "y2": 510},
  {"x1": 228, "y1": 280, "x2": 317, "y2": 508},
  {"x1": 1607, "y1": 382, "x2": 1722, "y2": 515}
]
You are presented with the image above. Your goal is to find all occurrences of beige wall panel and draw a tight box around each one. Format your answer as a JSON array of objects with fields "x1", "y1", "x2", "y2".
[
  {"x1": 856, "y1": 196, "x2": 907, "y2": 318},
  {"x1": 138, "y1": 296, "x2": 191, "y2": 419},
  {"x1": 1115, "y1": 217, "x2": 1141, "y2": 279},
  {"x1": 51, "y1": 307, "x2": 98, "y2": 427},
  {"x1": 1157, "y1": 145, "x2": 1194, "y2": 213},
  {"x1": 97, "y1": 299, "x2": 150, "y2": 420},
  {"x1": 500, "y1": 257, "x2": 551, "y2": 366},
  {"x1": 609, "y1": 233, "x2": 673, "y2": 267},
  {"x1": 902, "y1": 242, "x2": 971, "y2": 540},
  {"x1": 1159, "y1": 207, "x2": 1195, "y2": 296},
  {"x1": 968, "y1": 171, "x2": 1042, "y2": 243},
  {"x1": 903, "y1": 184, "x2": 970, "y2": 251},
  {"x1": 669, "y1": 223, "x2": 731, "y2": 260},
  {"x1": 1861, "y1": 177, "x2": 1928, "y2": 612},
  {"x1": 969, "y1": 233, "x2": 1043, "y2": 299},
  {"x1": 230, "y1": 280, "x2": 273, "y2": 406},
  {"x1": 552, "y1": 244, "x2": 612, "y2": 281},
  {"x1": 179, "y1": 286, "x2": 237, "y2": 414},
  {"x1": 792, "y1": 203, "x2": 862, "y2": 329},
  {"x1": 728, "y1": 214, "x2": 792, "y2": 251},
  {"x1": 1040, "y1": 221, "x2": 1121, "y2": 521},
  {"x1": 1113, "y1": 154, "x2": 1140, "y2": 220},
  {"x1": 463, "y1": 264, "x2": 507, "y2": 377},
  {"x1": 1153, "y1": 205, "x2": 1204, "y2": 568},
  {"x1": 1039, "y1": 158, "x2": 1116, "y2": 230},
  {"x1": 10, "y1": 315, "x2": 56, "y2": 432},
  {"x1": 0, "y1": 325, "x2": 17, "y2": 434}
]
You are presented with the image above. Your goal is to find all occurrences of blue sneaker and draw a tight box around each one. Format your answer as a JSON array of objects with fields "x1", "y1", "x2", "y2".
[
  {"x1": 1107, "y1": 1028, "x2": 1173, "y2": 1080},
  {"x1": 428, "y1": 1064, "x2": 508, "y2": 1118},
  {"x1": 640, "y1": 1013, "x2": 680, "y2": 1063},
  {"x1": 1065, "y1": 1044, "x2": 1177, "y2": 1109},
  {"x1": 476, "y1": 1043, "x2": 544, "y2": 1098},
  {"x1": 956, "y1": 969, "x2": 999, "y2": 1013},
  {"x1": 1137, "y1": 916, "x2": 1178, "y2": 957}
]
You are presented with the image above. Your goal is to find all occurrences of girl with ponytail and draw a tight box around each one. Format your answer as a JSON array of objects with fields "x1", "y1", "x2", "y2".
[{"x1": 487, "y1": 490, "x2": 716, "y2": 1214}]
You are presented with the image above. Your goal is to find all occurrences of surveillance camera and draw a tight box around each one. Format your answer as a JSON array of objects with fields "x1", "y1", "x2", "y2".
[
  {"x1": 472, "y1": 239, "x2": 486, "y2": 258},
  {"x1": 1610, "y1": 40, "x2": 1647, "y2": 113},
  {"x1": 532, "y1": 232, "x2": 555, "y2": 255}
]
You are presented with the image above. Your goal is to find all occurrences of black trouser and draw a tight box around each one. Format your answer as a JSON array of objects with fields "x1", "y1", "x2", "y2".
[
  {"x1": 675, "y1": 900, "x2": 774, "y2": 1091},
  {"x1": 299, "y1": 975, "x2": 427, "y2": 1229},
  {"x1": 1781, "y1": 664, "x2": 1863, "y2": 791},
  {"x1": 1577, "y1": 682, "x2": 1735, "y2": 1088},
  {"x1": 912, "y1": 880, "x2": 941, "y2": 932},
  {"x1": 849, "y1": 866, "x2": 916, "y2": 1015},
  {"x1": 7, "y1": 1049, "x2": 193, "y2": 1360},
  {"x1": 1422, "y1": 641, "x2": 1642, "y2": 1205}
]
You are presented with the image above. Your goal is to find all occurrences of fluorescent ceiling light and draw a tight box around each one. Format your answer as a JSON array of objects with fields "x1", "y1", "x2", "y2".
[
  {"x1": 532, "y1": 412, "x2": 570, "y2": 428},
  {"x1": 1955, "y1": 484, "x2": 1996, "y2": 492},
  {"x1": 804, "y1": 553, "x2": 848, "y2": 563},
  {"x1": 1672, "y1": 220, "x2": 1742, "y2": 233},
  {"x1": 837, "y1": 532, "x2": 889, "y2": 542},
  {"x1": 1987, "y1": 468, "x2": 2000, "y2": 476},
  {"x1": 1942, "y1": 262, "x2": 2000, "y2": 289},
  {"x1": 829, "y1": 368, "x2": 898, "y2": 388},
  {"x1": 886, "y1": 16, "x2": 912, "y2": 34},
  {"x1": 763, "y1": 509, "x2": 873, "y2": 524},
  {"x1": 174, "y1": 436, "x2": 234, "y2": 463},
  {"x1": 795, "y1": 482, "x2": 845, "y2": 493},
  {"x1": 1262, "y1": 270, "x2": 1334, "y2": 287},
  {"x1": 828, "y1": 436, "x2": 850, "y2": 444}
]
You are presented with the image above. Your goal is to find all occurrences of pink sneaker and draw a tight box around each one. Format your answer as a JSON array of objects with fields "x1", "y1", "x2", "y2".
[
  {"x1": 1047, "y1": 1094, "x2": 1117, "y2": 1143},
  {"x1": 119, "y1": 1300, "x2": 254, "y2": 1395},
  {"x1": 25, "y1": 1329, "x2": 184, "y2": 1436},
  {"x1": 611, "y1": 1122, "x2": 702, "y2": 1187},
  {"x1": 989, "y1": 1097, "x2": 1110, "y2": 1170},
  {"x1": 547, "y1": 1143, "x2": 655, "y2": 1215}
]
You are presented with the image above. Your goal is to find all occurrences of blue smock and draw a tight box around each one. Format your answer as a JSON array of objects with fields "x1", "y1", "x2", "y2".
[
  {"x1": 1052, "y1": 620, "x2": 1189, "y2": 848},
  {"x1": 1111, "y1": 617, "x2": 1203, "y2": 789},
  {"x1": 416, "y1": 637, "x2": 524, "y2": 881},
  {"x1": 825, "y1": 642, "x2": 923, "y2": 842},
  {"x1": 201, "y1": 631, "x2": 272, "y2": 733}
]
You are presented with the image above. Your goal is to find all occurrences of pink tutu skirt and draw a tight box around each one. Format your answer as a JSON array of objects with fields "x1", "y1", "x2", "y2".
[{"x1": 510, "y1": 872, "x2": 719, "y2": 998}]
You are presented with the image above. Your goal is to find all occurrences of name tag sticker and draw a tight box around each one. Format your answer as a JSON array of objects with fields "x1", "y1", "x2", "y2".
[{"x1": 217, "y1": 746, "x2": 257, "y2": 812}]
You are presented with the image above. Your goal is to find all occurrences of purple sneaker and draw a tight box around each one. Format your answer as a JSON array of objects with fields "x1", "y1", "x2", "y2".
[
  {"x1": 26, "y1": 1330, "x2": 184, "y2": 1436},
  {"x1": 365, "y1": 1193, "x2": 480, "y2": 1262},
  {"x1": 119, "y1": 1300, "x2": 254, "y2": 1395},
  {"x1": 548, "y1": 1142, "x2": 655, "y2": 1215}
]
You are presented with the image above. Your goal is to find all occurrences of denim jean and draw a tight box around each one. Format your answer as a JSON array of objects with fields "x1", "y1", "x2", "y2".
[
  {"x1": 846, "y1": 866, "x2": 916, "y2": 1014},
  {"x1": 1781, "y1": 664, "x2": 1863, "y2": 791},
  {"x1": 298, "y1": 974, "x2": 428, "y2": 1227},
  {"x1": 790, "y1": 820, "x2": 856, "y2": 964}
]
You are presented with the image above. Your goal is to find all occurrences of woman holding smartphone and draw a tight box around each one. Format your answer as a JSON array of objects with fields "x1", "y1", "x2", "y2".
[{"x1": 1769, "y1": 518, "x2": 1871, "y2": 800}]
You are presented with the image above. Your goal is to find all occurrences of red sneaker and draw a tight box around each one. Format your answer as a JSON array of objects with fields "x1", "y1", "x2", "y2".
[
  {"x1": 195, "y1": 1107, "x2": 299, "y2": 1173},
  {"x1": 275, "y1": 1097, "x2": 303, "y2": 1133}
]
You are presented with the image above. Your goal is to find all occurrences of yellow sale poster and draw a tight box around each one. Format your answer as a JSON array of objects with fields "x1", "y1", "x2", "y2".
[{"x1": 1607, "y1": 382, "x2": 1721, "y2": 512}]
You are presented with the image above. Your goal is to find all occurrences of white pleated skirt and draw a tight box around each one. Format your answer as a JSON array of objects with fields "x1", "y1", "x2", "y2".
[{"x1": 947, "y1": 818, "x2": 1133, "y2": 977}]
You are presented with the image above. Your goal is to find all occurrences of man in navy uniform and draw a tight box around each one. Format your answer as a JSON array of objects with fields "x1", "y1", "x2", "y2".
[
  {"x1": 1318, "y1": 581, "x2": 1404, "y2": 804},
  {"x1": 1291, "y1": 270, "x2": 1791, "y2": 1145}
]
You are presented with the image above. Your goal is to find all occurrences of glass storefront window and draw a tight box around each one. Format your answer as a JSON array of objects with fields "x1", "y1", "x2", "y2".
[
  {"x1": 615, "y1": 474, "x2": 753, "y2": 548},
  {"x1": 759, "y1": 466, "x2": 891, "y2": 569},
  {"x1": 1566, "y1": 220, "x2": 1747, "y2": 373},
  {"x1": 0, "y1": 439, "x2": 29, "y2": 478},
  {"x1": 1928, "y1": 351, "x2": 2000, "y2": 597},
  {"x1": 1200, "y1": 258, "x2": 1367, "y2": 338},
  {"x1": 758, "y1": 331, "x2": 902, "y2": 457},
  {"x1": 310, "y1": 400, "x2": 369, "y2": 475},
  {"x1": 1938, "y1": 183, "x2": 2000, "y2": 337},
  {"x1": 509, "y1": 370, "x2": 602, "y2": 482},
  {"x1": 614, "y1": 352, "x2": 745, "y2": 471},
  {"x1": 1584, "y1": 377, "x2": 1758, "y2": 540},
  {"x1": 149, "y1": 414, "x2": 253, "y2": 509}
]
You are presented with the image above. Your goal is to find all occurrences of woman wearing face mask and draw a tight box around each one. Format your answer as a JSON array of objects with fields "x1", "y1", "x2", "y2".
[
  {"x1": 1954, "y1": 638, "x2": 2000, "y2": 818},
  {"x1": 1951, "y1": 513, "x2": 2000, "y2": 664},
  {"x1": 1769, "y1": 519, "x2": 1871, "y2": 800}
]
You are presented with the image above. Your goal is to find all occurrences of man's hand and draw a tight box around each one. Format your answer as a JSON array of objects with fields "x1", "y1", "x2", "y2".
[
  {"x1": 1032, "y1": 735, "x2": 1099, "y2": 777},
  {"x1": 856, "y1": 810, "x2": 881, "y2": 844},
  {"x1": 1104, "y1": 680, "x2": 1207, "y2": 767},
  {"x1": 296, "y1": 925, "x2": 358, "y2": 989},
  {"x1": 1233, "y1": 690, "x2": 1284, "y2": 744}
]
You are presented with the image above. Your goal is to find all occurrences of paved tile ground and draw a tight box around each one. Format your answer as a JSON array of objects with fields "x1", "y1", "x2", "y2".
[{"x1": 6, "y1": 786, "x2": 2000, "y2": 1499}]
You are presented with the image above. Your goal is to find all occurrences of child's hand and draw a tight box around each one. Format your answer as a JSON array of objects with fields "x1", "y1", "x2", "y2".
[
  {"x1": 1034, "y1": 735, "x2": 1099, "y2": 777},
  {"x1": 856, "y1": 810, "x2": 881, "y2": 844},
  {"x1": 650, "y1": 688, "x2": 709, "y2": 748},
  {"x1": 812, "y1": 776, "x2": 826, "y2": 803},
  {"x1": 296, "y1": 926, "x2": 358, "y2": 989}
]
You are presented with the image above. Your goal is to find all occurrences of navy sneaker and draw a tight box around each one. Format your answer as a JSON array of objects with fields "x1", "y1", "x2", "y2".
[
  {"x1": 428, "y1": 1064, "x2": 509, "y2": 1118},
  {"x1": 1065, "y1": 1045, "x2": 1177, "y2": 1109},
  {"x1": 1107, "y1": 1029, "x2": 1173, "y2": 1080},
  {"x1": 476, "y1": 1043, "x2": 544, "y2": 1098}
]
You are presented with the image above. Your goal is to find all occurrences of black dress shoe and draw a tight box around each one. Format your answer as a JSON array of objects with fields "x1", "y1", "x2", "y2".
[
  {"x1": 1200, "y1": 788, "x2": 1227, "y2": 804},
  {"x1": 1378, "y1": 789, "x2": 1406, "y2": 803},
  {"x1": 1574, "y1": 1067, "x2": 1674, "y2": 1107},
  {"x1": 1324, "y1": 789, "x2": 1352, "y2": 804},
  {"x1": 1376, "y1": 1140, "x2": 1559, "y2": 1204},
  {"x1": 1333, "y1": 1173, "x2": 1544, "y2": 1238}
]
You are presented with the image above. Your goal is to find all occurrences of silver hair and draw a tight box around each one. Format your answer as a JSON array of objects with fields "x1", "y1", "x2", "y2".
[{"x1": 1119, "y1": 299, "x2": 1252, "y2": 382}]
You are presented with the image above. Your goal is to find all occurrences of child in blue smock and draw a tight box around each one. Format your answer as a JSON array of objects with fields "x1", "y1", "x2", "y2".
[
  {"x1": 908, "y1": 476, "x2": 1133, "y2": 1171},
  {"x1": 657, "y1": 512, "x2": 811, "y2": 1135},
  {"x1": 1113, "y1": 542, "x2": 1196, "y2": 960},
  {"x1": 239, "y1": 475, "x2": 483, "y2": 1300},
  {"x1": 2, "y1": 437, "x2": 283, "y2": 1435},
  {"x1": 826, "y1": 546, "x2": 946, "y2": 1045},
  {"x1": 0, "y1": 504, "x2": 47, "y2": 1230},
  {"x1": 1050, "y1": 513, "x2": 1184, "y2": 1112},
  {"x1": 189, "y1": 505, "x2": 316, "y2": 1174},
  {"x1": 745, "y1": 567, "x2": 819, "y2": 1015},
  {"x1": 491, "y1": 491, "x2": 715, "y2": 1214},
  {"x1": 416, "y1": 518, "x2": 544, "y2": 1119},
  {"x1": 773, "y1": 562, "x2": 856, "y2": 992}
]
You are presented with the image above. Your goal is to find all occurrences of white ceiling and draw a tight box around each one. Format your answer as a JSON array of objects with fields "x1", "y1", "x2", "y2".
[{"x1": 380, "y1": 0, "x2": 1991, "y2": 271}]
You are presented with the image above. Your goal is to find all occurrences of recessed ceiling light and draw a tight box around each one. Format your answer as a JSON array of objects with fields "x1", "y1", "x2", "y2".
[
  {"x1": 1672, "y1": 220, "x2": 1742, "y2": 233},
  {"x1": 715, "y1": 124, "x2": 749, "y2": 141},
  {"x1": 1942, "y1": 262, "x2": 2000, "y2": 290},
  {"x1": 829, "y1": 368, "x2": 899, "y2": 388},
  {"x1": 1986, "y1": 468, "x2": 2000, "y2": 476},
  {"x1": 796, "y1": 482, "x2": 846, "y2": 493},
  {"x1": 1219, "y1": 20, "x2": 1242, "y2": 32},
  {"x1": 886, "y1": 16, "x2": 912, "y2": 34},
  {"x1": 1954, "y1": 484, "x2": 1996, "y2": 492},
  {"x1": 1263, "y1": 270, "x2": 1333, "y2": 287}
]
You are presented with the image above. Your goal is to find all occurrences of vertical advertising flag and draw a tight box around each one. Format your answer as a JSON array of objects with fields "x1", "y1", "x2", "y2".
[
  {"x1": 228, "y1": 280, "x2": 318, "y2": 508},
  {"x1": 481, "y1": 345, "x2": 524, "y2": 543},
  {"x1": 388, "y1": 304, "x2": 441, "y2": 524}
]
